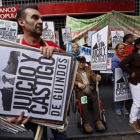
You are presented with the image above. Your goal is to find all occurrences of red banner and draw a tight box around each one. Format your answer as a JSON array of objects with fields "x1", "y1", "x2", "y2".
[{"x1": 0, "y1": 1, "x2": 135, "y2": 19}]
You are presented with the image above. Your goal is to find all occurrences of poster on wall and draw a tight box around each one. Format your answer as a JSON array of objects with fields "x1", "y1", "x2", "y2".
[
  {"x1": 0, "y1": 19, "x2": 17, "y2": 42},
  {"x1": 114, "y1": 68, "x2": 132, "y2": 102},
  {"x1": 62, "y1": 28, "x2": 72, "y2": 42},
  {"x1": 42, "y1": 21, "x2": 55, "y2": 43},
  {"x1": 91, "y1": 25, "x2": 108, "y2": 71},
  {"x1": 111, "y1": 31, "x2": 124, "y2": 48}
]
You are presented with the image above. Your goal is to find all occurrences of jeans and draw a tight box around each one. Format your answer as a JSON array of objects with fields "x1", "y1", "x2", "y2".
[
  {"x1": 31, "y1": 125, "x2": 67, "y2": 140},
  {"x1": 114, "y1": 101, "x2": 123, "y2": 111}
]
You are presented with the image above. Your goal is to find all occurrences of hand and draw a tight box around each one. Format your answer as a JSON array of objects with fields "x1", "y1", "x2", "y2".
[
  {"x1": 96, "y1": 74, "x2": 101, "y2": 82},
  {"x1": 7, "y1": 111, "x2": 31, "y2": 125},
  {"x1": 78, "y1": 83, "x2": 85, "y2": 89},
  {"x1": 131, "y1": 72, "x2": 136, "y2": 78},
  {"x1": 40, "y1": 45, "x2": 59, "y2": 58}
]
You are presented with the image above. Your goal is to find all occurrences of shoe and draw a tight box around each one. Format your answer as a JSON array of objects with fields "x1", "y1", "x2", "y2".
[
  {"x1": 122, "y1": 108, "x2": 129, "y2": 115},
  {"x1": 96, "y1": 121, "x2": 105, "y2": 131},
  {"x1": 129, "y1": 121, "x2": 140, "y2": 133},
  {"x1": 84, "y1": 123, "x2": 93, "y2": 133},
  {"x1": 115, "y1": 110, "x2": 122, "y2": 116}
]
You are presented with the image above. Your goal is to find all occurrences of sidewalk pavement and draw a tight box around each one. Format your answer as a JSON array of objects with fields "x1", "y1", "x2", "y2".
[{"x1": 0, "y1": 81, "x2": 137, "y2": 140}]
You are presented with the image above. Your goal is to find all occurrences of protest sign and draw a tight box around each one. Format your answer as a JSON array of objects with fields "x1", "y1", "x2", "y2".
[
  {"x1": 66, "y1": 11, "x2": 140, "y2": 46},
  {"x1": 42, "y1": 21, "x2": 55, "y2": 43},
  {"x1": 0, "y1": 40, "x2": 74, "y2": 124},
  {"x1": 66, "y1": 42, "x2": 91, "y2": 62},
  {"x1": 88, "y1": 31, "x2": 96, "y2": 46},
  {"x1": 62, "y1": 28, "x2": 72, "y2": 42},
  {"x1": 91, "y1": 25, "x2": 108, "y2": 70},
  {"x1": 114, "y1": 68, "x2": 132, "y2": 102},
  {"x1": 111, "y1": 31, "x2": 124, "y2": 48},
  {"x1": 0, "y1": 19, "x2": 17, "y2": 42}
]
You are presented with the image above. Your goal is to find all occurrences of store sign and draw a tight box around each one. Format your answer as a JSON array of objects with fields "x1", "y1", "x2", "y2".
[
  {"x1": 0, "y1": 1, "x2": 135, "y2": 19},
  {"x1": 0, "y1": 6, "x2": 19, "y2": 19}
]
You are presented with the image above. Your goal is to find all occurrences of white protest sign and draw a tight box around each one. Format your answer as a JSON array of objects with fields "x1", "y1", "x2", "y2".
[
  {"x1": 111, "y1": 31, "x2": 124, "y2": 48},
  {"x1": 114, "y1": 68, "x2": 132, "y2": 102},
  {"x1": 42, "y1": 21, "x2": 55, "y2": 43},
  {"x1": 0, "y1": 43, "x2": 73, "y2": 123},
  {"x1": 91, "y1": 25, "x2": 108, "y2": 70},
  {"x1": 88, "y1": 31, "x2": 96, "y2": 46},
  {"x1": 62, "y1": 28, "x2": 72, "y2": 42},
  {"x1": 0, "y1": 19, "x2": 17, "y2": 42}
]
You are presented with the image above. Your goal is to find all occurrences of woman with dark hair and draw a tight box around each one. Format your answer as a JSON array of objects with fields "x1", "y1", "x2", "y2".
[
  {"x1": 123, "y1": 34, "x2": 134, "y2": 55},
  {"x1": 119, "y1": 38, "x2": 140, "y2": 133},
  {"x1": 111, "y1": 43, "x2": 129, "y2": 116}
]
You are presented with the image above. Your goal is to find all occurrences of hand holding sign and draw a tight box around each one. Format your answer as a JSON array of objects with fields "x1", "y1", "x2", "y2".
[
  {"x1": 40, "y1": 44, "x2": 59, "y2": 58},
  {"x1": 131, "y1": 72, "x2": 136, "y2": 78},
  {"x1": 96, "y1": 74, "x2": 101, "y2": 82},
  {"x1": 7, "y1": 111, "x2": 31, "y2": 125}
]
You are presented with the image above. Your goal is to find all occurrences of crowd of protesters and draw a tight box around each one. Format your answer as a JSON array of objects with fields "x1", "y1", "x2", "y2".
[{"x1": 3, "y1": 4, "x2": 140, "y2": 140}]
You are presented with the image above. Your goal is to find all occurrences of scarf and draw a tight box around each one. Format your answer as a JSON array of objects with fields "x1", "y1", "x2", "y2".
[
  {"x1": 71, "y1": 50, "x2": 80, "y2": 60},
  {"x1": 116, "y1": 52, "x2": 127, "y2": 60}
]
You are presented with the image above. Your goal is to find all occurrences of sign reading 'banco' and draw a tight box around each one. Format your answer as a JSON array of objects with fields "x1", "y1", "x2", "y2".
[{"x1": 0, "y1": 7, "x2": 18, "y2": 19}]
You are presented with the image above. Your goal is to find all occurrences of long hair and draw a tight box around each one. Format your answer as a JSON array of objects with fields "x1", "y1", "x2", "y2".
[{"x1": 133, "y1": 38, "x2": 140, "y2": 52}]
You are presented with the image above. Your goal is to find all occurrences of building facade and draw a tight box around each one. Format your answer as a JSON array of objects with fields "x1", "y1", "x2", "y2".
[{"x1": 0, "y1": 0, "x2": 139, "y2": 46}]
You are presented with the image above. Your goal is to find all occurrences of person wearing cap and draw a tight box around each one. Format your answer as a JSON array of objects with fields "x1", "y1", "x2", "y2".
[
  {"x1": 93, "y1": 33, "x2": 105, "y2": 50},
  {"x1": 75, "y1": 56, "x2": 105, "y2": 133}
]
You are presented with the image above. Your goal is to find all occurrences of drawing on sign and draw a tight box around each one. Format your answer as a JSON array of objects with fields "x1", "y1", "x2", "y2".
[
  {"x1": 42, "y1": 22, "x2": 55, "y2": 42},
  {"x1": 111, "y1": 31, "x2": 124, "y2": 48}
]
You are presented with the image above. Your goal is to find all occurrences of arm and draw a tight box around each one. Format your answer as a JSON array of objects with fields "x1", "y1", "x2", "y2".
[
  {"x1": 75, "y1": 73, "x2": 85, "y2": 89},
  {"x1": 111, "y1": 56, "x2": 120, "y2": 72},
  {"x1": 90, "y1": 69, "x2": 101, "y2": 82},
  {"x1": 119, "y1": 53, "x2": 134, "y2": 75}
]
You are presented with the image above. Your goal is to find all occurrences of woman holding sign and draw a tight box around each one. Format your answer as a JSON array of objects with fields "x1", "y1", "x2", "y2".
[
  {"x1": 111, "y1": 43, "x2": 129, "y2": 116},
  {"x1": 119, "y1": 38, "x2": 140, "y2": 133}
]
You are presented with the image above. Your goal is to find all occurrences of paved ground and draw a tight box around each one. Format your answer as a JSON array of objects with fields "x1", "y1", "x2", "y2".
[
  {"x1": 70, "y1": 134, "x2": 140, "y2": 140},
  {"x1": 0, "y1": 80, "x2": 139, "y2": 140}
]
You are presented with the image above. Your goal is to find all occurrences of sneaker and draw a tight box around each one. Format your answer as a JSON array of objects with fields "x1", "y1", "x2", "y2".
[
  {"x1": 115, "y1": 110, "x2": 122, "y2": 116},
  {"x1": 122, "y1": 108, "x2": 129, "y2": 115},
  {"x1": 96, "y1": 121, "x2": 105, "y2": 131},
  {"x1": 84, "y1": 123, "x2": 93, "y2": 133},
  {"x1": 129, "y1": 121, "x2": 140, "y2": 133}
]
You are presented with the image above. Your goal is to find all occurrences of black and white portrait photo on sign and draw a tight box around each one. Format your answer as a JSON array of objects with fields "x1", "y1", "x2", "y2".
[
  {"x1": 0, "y1": 50, "x2": 20, "y2": 111},
  {"x1": 0, "y1": 19, "x2": 17, "y2": 42},
  {"x1": 91, "y1": 25, "x2": 108, "y2": 70},
  {"x1": 114, "y1": 68, "x2": 132, "y2": 102},
  {"x1": 62, "y1": 28, "x2": 72, "y2": 42},
  {"x1": 111, "y1": 31, "x2": 124, "y2": 48},
  {"x1": 42, "y1": 21, "x2": 55, "y2": 42},
  {"x1": 0, "y1": 41, "x2": 74, "y2": 124},
  {"x1": 88, "y1": 31, "x2": 96, "y2": 46}
]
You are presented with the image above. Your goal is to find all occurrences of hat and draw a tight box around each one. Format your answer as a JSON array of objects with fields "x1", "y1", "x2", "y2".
[{"x1": 77, "y1": 56, "x2": 86, "y2": 62}]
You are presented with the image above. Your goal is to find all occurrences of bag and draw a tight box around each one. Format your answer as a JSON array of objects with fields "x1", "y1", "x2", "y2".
[{"x1": 82, "y1": 84, "x2": 94, "y2": 95}]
